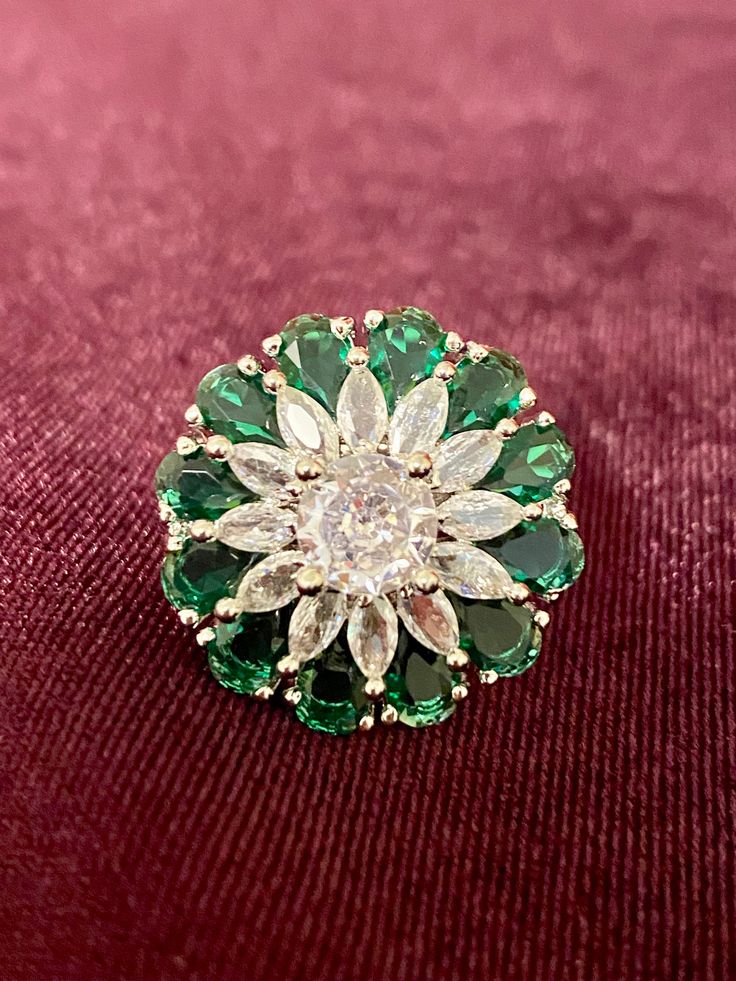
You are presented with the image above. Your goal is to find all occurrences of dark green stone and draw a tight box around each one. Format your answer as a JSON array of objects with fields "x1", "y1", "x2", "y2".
[
  {"x1": 155, "y1": 448, "x2": 254, "y2": 520},
  {"x1": 385, "y1": 629, "x2": 459, "y2": 728},
  {"x1": 196, "y1": 363, "x2": 283, "y2": 445},
  {"x1": 295, "y1": 631, "x2": 368, "y2": 736},
  {"x1": 481, "y1": 518, "x2": 585, "y2": 594},
  {"x1": 367, "y1": 306, "x2": 446, "y2": 411},
  {"x1": 446, "y1": 349, "x2": 527, "y2": 434},
  {"x1": 208, "y1": 608, "x2": 291, "y2": 695},
  {"x1": 450, "y1": 596, "x2": 542, "y2": 676},
  {"x1": 278, "y1": 313, "x2": 350, "y2": 411},
  {"x1": 161, "y1": 540, "x2": 256, "y2": 613},
  {"x1": 482, "y1": 422, "x2": 574, "y2": 504}
]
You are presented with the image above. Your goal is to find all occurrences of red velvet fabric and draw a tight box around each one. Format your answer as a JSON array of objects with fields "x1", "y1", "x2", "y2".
[{"x1": 1, "y1": 2, "x2": 734, "y2": 978}]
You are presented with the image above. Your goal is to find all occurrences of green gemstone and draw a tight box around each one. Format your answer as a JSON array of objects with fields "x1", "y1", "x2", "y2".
[
  {"x1": 446, "y1": 349, "x2": 527, "y2": 434},
  {"x1": 208, "y1": 609, "x2": 290, "y2": 694},
  {"x1": 155, "y1": 448, "x2": 254, "y2": 520},
  {"x1": 161, "y1": 540, "x2": 255, "y2": 613},
  {"x1": 385, "y1": 629, "x2": 459, "y2": 728},
  {"x1": 367, "y1": 306, "x2": 446, "y2": 411},
  {"x1": 278, "y1": 313, "x2": 350, "y2": 411},
  {"x1": 196, "y1": 363, "x2": 283, "y2": 445},
  {"x1": 482, "y1": 422, "x2": 575, "y2": 504},
  {"x1": 481, "y1": 518, "x2": 585, "y2": 594},
  {"x1": 450, "y1": 596, "x2": 542, "y2": 676},
  {"x1": 295, "y1": 632, "x2": 368, "y2": 736}
]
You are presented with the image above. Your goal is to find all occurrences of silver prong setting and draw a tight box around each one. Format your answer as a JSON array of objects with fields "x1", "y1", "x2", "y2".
[{"x1": 261, "y1": 334, "x2": 282, "y2": 358}]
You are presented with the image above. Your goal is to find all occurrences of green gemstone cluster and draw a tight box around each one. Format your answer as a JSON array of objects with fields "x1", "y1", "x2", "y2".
[{"x1": 155, "y1": 306, "x2": 584, "y2": 735}]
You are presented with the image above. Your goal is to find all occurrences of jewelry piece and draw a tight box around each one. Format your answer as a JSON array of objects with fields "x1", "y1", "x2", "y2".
[{"x1": 155, "y1": 308, "x2": 584, "y2": 735}]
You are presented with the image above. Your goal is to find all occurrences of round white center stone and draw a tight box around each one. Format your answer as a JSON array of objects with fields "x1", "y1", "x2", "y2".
[{"x1": 296, "y1": 453, "x2": 438, "y2": 596}]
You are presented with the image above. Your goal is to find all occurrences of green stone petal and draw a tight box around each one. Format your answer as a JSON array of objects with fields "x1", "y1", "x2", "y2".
[
  {"x1": 367, "y1": 306, "x2": 446, "y2": 411},
  {"x1": 385, "y1": 628, "x2": 459, "y2": 728},
  {"x1": 155, "y1": 448, "x2": 255, "y2": 520},
  {"x1": 208, "y1": 608, "x2": 291, "y2": 694},
  {"x1": 445, "y1": 349, "x2": 527, "y2": 434},
  {"x1": 480, "y1": 518, "x2": 585, "y2": 594},
  {"x1": 295, "y1": 630, "x2": 368, "y2": 736},
  {"x1": 481, "y1": 422, "x2": 575, "y2": 503},
  {"x1": 450, "y1": 596, "x2": 542, "y2": 676},
  {"x1": 277, "y1": 313, "x2": 350, "y2": 412},
  {"x1": 161, "y1": 540, "x2": 257, "y2": 614},
  {"x1": 196, "y1": 363, "x2": 283, "y2": 445}
]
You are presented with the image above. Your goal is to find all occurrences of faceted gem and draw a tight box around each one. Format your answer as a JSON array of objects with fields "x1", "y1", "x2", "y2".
[
  {"x1": 481, "y1": 422, "x2": 575, "y2": 504},
  {"x1": 367, "y1": 306, "x2": 446, "y2": 411},
  {"x1": 227, "y1": 442, "x2": 296, "y2": 498},
  {"x1": 450, "y1": 596, "x2": 542, "y2": 676},
  {"x1": 276, "y1": 386, "x2": 340, "y2": 462},
  {"x1": 430, "y1": 541, "x2": 513, "y2": 600},
  {"x1": 295, "y1": 632, "x2": 368, "y2": 736},
  {"x1": 215, "y1": 501, "x2": 295, "y2": 553},
  {"x1": 161, "y1": 540, "x2": 254, "y2": 614},
  {"x1": 155, "y1": 448, "x2": 253, "y2": 520},
  {"x1": 445, "y1": 349, "x2": 528, "y2": 434},
  {"x1": 296, "y1": 453, "x2": 437, "y2": 596},
  {"x1": 388, "y1": 377, "x2": 448, "y2": 456},
  {"x1": 278, "y1": 313, "x2": 350, "y2": 411},
  {"x1": 397, "y1": 591, "x2": 459, "y2": 655},
  {"x1": 208, "y1": 609, "x2": 290, "y2": 694},
  {"x1": 347, "y1": 596, "x2": 398, "y2": 679},
  {"x1": 480, "y1": 518, "x2": 585, "y2": 594},
  {"x1": 432, "y1": 430, "x2": 503, "y2": 493},
  {"x1": 437, "y1": 490, "x2": 524, "y2": 541},
  {"x1": 336, "y1": 368, "x2": 389, "y2": 452},
  {"x1": 385, "y1": 629, "x2": 459, "y2": 728},
  {"x1": 236, "y1": 550, "x2": 305, "y2": 613},
  {"x1": 289, "y1": 592, "x2": 348, "y2": 664},
  {"x1": 196, "y1": 363, "x2": 283, "y2": 446}
]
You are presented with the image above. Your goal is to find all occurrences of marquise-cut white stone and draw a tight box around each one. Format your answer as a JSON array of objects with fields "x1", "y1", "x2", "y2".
[
  {"x1": 228, "y1": 443, "x2": 296, "y2": 498},
  {"x1": 215, "y1": 502, "x2": 295, "y2": 553},
  {"x1": 276, "y1": 386, "x2": 340, "y2": 462},
  {"x1": 397, "y1": 590, "x2": 459, "y2": 655},
  {"x1": 288, "y1": 592, "x2": 348, "y2": 664},
  {"x1": 437, "y1": 490, "x2": 524, "y2": 541},
  {"x1": 336, "y1": 368, "x2": 389, "y2": 451},
  {"x1": 388, "y1": 377, "x2": 449, "y2": 456},
  {"x1": 430, "y1": 541, "x2": 513, "y2": 600},
  {"x1": 347, "y1": 596, "x2": 398, "y2": 679},
  {"x1": 236, "y1": 550, "x2": 305, "y2": 612},
  {"x1": 432, "y1": 430, "x2": 503, "y2": 493}
]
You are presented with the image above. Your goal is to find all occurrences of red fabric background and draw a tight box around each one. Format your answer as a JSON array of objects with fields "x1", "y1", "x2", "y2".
[{"x1": 1, "y1": 1, "x2": 734, "y2": 978}]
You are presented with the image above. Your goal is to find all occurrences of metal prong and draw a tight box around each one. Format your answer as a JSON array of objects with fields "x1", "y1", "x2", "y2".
[
  {"x1": 522, "y1": 503, "x2": 544, "y2": 521},
  {"x1": 190, "y1": 519, "x2": 216, "y2": 542},
  {"x1": 358, "y1": 712, "x2": 375, "y2": 732},
  {"x1": 166, "y1": 536, "x2": 185, "y2": 552},
  {"x1": 261, "y1": 334, "x2": 282, "y2": 358},
  {"x1": 253, "y1": 686, "x2": 275, "y2": 702},
  {"x1": 413, "y1": 567, "x2": 440, "y2": 595},
  {"x1": 536, "y1": 411, "x2": 557, "y2": 428},
  {"x1": 214, "y1": 597, "x2": 241, "y2": 622},
  {"x1": 184, "y1": 404, "x2": 204, "y2": 425},
  {"x1": 237, "y1": 354, "x2": 261, "y2": 377},
  {"x1": 451, "y1": 683, "x2": 469, "y2": 702},
  {"x1": 380, "y1": 704, "x2": 398, "y2": 726},
  {"x1": 295, "y1": 457, "x2": 324, "y2": 481},
  {"x1": 277, "y1": 656, "x2": 300, "y2": 678},
  {"x1": 479, "y1": 669, "x2": 499, "y2": 685},
  {"x1": 495, "y1": 418, "x2": 519, "y2": 438},
  {"x1": 262, "y1": 369, "x2": 287, "y2": 394},
  {"x1": 507, "y1": 582, "x2": 531, "y2": 605},
  {"x1": 444, "y1": 331, "x2": 464, "y2": 353},
  {"x1": 296, "y1": 567, "x2": 324, "y2": 596},
  {"x1": 346, "y1": 346, "x2": 369, "y2": 369},
  {"x1": 533, "y1": 610, "x2": 551, "y2": 628},
  {"x1": 561, "y1": 511, "x2": 579, "y2": 531},
  {"x1": 363, "y1": 309, "x2": 385, "y2": 331},
  {"x1": 204, "y1": 434, "x2": 231, "y2": 460},
  {"x1": 433, "y1": 361, "x2": 456, "y2": 383},
  {"x1": 466, "y1": 341, "x2": 490, "y2": 363},
  {"x1": 330, "y1": 316, "x2": 354, "y2": 339},
  {"x1": 364, "y1": 678, "x2": 386, "y2": 701},
  {"x1": 176, "y1": 435, "x2": 198, "y2": 457},
  {"x1": 406, "y1": 451, "x2": 433, "y2": 479},
  {"x1": 282, "y1": 686, "x2": 302, "y2": 708},
  {"x1": 195, "y1": 626, "x2": 216, "y2": 647},
  {"x1": 519, "y1": 387, "x2": 537, "y2": 410},
  {"x1": 178, "y1": 608, "x2": 200, "y2": 627},
  {"x1": 554, "y1": 478, "x2": 571, "y2": 496},
  {"x1": 446, "y1": 649, "x2": 469, "y2": 671}
]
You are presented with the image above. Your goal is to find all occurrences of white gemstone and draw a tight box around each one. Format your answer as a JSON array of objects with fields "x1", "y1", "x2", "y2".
[
  {"x1": 236, "y1": 550, "x2": 305, "y2": 612},
  {"x1": 347, "y1": 596, "x2": 398, "y2": 679},
  {"x1": 297, "y1": 453, "x2": 437, "y2": 596},
  {"x1": 276, "y1": 386, "x2": 340, "y2": 461},
  {"x1": 289, "y1": 592, "x2": 348, "y2": 664},
  {"x1": 430, "y1": 541, "x2": 513, "y2": 600},
  {"x1": 336, "y1": 368, "x2": 389, "y2": 451},
  {"x1": 438, "y1": 490, "x2": 524, "y2": 541},
  {"x1": 388, "y1": 377, "x2": 449, "y2": 456},
  {"x1": 215, "y1": 502, "x2": 295, "y2": 553},
  {"x1": 228, "y1": 442, "x2": 296, "y2": 497},
  {"x1": 432, "y1": 430, "x2": 503, "y2": 493},
  {"x1": 397, "y1": 590, "x2": 459, "y2": 655}
]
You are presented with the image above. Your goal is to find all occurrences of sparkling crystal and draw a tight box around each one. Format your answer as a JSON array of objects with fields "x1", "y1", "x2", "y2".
[
  {"x1": 278, "y1": 313, "x2": 350, "y2": 410},
  {"x1": 397, "y1": 590, "x2": 459, "y2": 655},
  {"x1": 388, "y1": 377, "x2": 449, "y2": 456},
  {"x1": 155, "y1": 449, "x2": 254, "y2": 520},
  {"x1": 445, "y1": 350, "x2": 527, "y2": 434},
  {"x1": 161, "y1": 540, "x2": 254, "y2": 614},
  {"x1": 276, "y1": 386, "x2": 340, "y2": 462},
  {"x1": 385, "y1": 630, "x2": 458, "y2": 728},
  {"x1": 295, "y1": 636, "x2": 368, "y2": 736},
  {"x1": 431, "y1": 430, "x2": 503, "y2": 493},
  {"x1": 196, "y1": 363, "x2": 283, "y2": 445},
  {"x1": 289, "y1": 592, "x2": 348, "y2": 663},
  {"x1": 236, "y1": 550, "x2": 305, "y2": 612},
  {"x1": 336, "y1": 368, "x2": 389, "y2": 451},
  {"x1": 481, "y1": 518, "x2": 585, "y2": 594},
  {"x1": 450, "y1": 596, "x2": 542, "y2": 676},
  {"x1": 437, "y1": 490, "x2": 524, "y2": 541},
  {"x1": 227, "y1": 442, "x2": 296, "y2": 497},
  {"x1": 367, "y1": 306, "x2": 446, "y2": 411},
  {"x1": 347, "y1": 596, "x2": 398, "y2": 678},
  {"x1": 208, "y1": 609, "x2": 290, "y2": 694},
  {"x1": 297, "y1": 454, "x2": 437, "y2": 595},
  {"x1": 430, "y1": 541, "x2": 513, "y2": 600},
  {"x1": 481, "y1": 421, "x2": 575, "y2": 504},
  {"x1": 215, "y1": 501, "x2": 295, "y2": 553}
]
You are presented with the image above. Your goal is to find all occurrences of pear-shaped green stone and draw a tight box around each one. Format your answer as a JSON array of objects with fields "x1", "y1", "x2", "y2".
[
  {"x1": 367, "y1": 306, "x2": 446, "y2": 411},
  {"x1": 481, "y1": 422, "x2": 574, "y2": 504},
  {"x1": 208, "y1": 609, "x2": 290, "y2": 695},
  {"x1": 481, "y1": 518, "x2": 584, "y2": 594},
  {"x1": 446, "y1": 349, "x2": 527, "y2": 434},
  {"x1": 277, "y1": 313, "x2": 350, "y2": 412},
  {"x1": 161, "y1": 540, "x2": 255, "y2": 613},
  {"x1": 155, "y1": 448, "x2": 254, "y2": 520},
  {"x1": 385, "y1": 629, "x2": 459, "y2": 728},
  {"x1": 295, "y1": 632, "x2": 368, "y2": 736},
  {"x1": 196, "y1": 363, "x2": 283, "y2": 445},
  {"x1": 450, "y1": 596, "x2": 542, "y2": 676}
]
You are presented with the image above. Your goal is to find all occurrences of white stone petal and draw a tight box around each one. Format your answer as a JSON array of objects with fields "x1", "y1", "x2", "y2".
[
  {"x1": 276, "y1": 386, "x2": 340, "y2": 462},
  {"x1": 215, "y1": 502, "x2": 295, "y2": 553},
  {"x1": 347, "y1": 597, "x2": 398, "y2": 679},
  {"x1": 336, "y1": 368, "x2": 389, "y2": 452},
  {"x1": 397, "y1": 590, "x2": 459, "y2": 655},
  {"x1": 388, "y1": 377, "x2": 449, "y2": 456},
  {"x1": 432, "y1": 430, "x2": 503, "y2": 493},
  {"x1": 430, "y1": 541, "x2": 513, "y2": 600},
  {"x1": 438, "y1": 490, "x2": 524, "y2": 541},
  {"x1": 235, "y1": 550, "x2": 305, "y2": 612},
  {"x1": 288, "y1": 592, "x2": 348, "y2": 664},
  {"x1": 228, "y1": 442, "x2": 296, "y2": 497}
]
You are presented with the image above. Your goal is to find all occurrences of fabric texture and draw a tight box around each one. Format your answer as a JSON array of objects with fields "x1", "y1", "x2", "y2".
[{"x1": 1, "y1": 1, "x2": 734, "y2": 978}]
